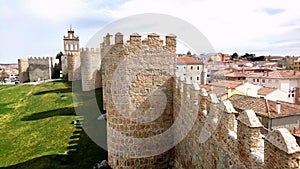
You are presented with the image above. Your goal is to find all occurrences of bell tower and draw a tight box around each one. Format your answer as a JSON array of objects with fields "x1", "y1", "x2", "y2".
[
  {"x1": 63, "y1": 25, "x2": 81, "y2": 81},
  {"x1": 63, "y1": 25, "x2": 79, "y2": 53}
]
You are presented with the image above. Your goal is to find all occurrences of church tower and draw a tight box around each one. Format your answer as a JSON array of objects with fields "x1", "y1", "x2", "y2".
[
  {"x1": 63, "y1": 25, "x2": 79, "y2": 53},
  {"x1": 62, "y1": 26, "x2": 81, "y2": 81}
]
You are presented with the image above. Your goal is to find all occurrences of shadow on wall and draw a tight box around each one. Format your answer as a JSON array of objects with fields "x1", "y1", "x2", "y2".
[{"x1": 1, "y1": 126, "x2": 109, "y2": 169}]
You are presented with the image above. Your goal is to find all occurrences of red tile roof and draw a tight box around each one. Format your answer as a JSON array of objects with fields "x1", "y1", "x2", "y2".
[
  {"x1": 290, "y1": 128, "x2": 300, "y2": 137},
  {"x1": 225, "y1": 72, "x2": 247, "y2": 77},
  {"x1": 209, "y1": 80, "x2": 243, "y2": 89},
  {"x1": 258, "y1": 87, "x2": 277, "y2": 96},
  {"x1": 222, "y1": 70, "x2": 300, "y2": 79},
  {"x1": 199, "y1": 84, "x2": 227, "y2": 97},
  {"x1": 177, "y1": 57, "x2": 203, "y2": 65},
  {"x1": 229, "y1": 95, "x2": 300, "y2": 118}
]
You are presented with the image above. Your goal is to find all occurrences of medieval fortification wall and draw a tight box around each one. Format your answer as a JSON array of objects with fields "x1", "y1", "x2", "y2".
[
  {"x1": 17, "y1": 57, "x2": 57, "y2": 82},
  {"x1": 173, "y1": 77, "x2": 300, "y2": 168},
  {"x1": 101, "y1": 32, "x2": 300, "y2": 169},
  {"x1": 80, "y1": 48, "x2": 101, "y2": 91},
  {"x1": 102, "y1": 32, "x2": 176, "y2": 168}
]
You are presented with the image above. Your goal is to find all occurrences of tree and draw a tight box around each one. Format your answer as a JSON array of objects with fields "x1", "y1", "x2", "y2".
[
  {"x1": 241, "y1": 53, "x2": 255, "y2": 61},
  {"x1": 56, "y1": 51, "x2": 64, "y2": 69},
  {"x1": 230, "y1": 52, "x2": 238, "y2": 60}
]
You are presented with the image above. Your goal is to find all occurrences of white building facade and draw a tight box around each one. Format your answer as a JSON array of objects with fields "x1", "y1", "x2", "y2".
[{"x1": 176, "y1": 56, "x2": 206, "y2": 84}]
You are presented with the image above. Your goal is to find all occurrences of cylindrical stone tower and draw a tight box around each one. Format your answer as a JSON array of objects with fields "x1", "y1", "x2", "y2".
[{"x1": 103, "y1": 33, "x2": 177, "y2": 168}]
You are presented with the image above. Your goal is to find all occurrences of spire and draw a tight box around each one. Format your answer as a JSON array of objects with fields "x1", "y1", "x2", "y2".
[{"x1": 70, "y1": 24, "x2": 72, "y2": 31}]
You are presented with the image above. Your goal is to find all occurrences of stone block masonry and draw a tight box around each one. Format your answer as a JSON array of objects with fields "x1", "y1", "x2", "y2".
[
  {"x1": 80, "y1": 48, "x2": 101, "y2": 91},
  {"x1": 99, "y1": 32, "x2": 300, "y2": 168},
  {"x1": 102, "y1": 32, "x2": 176, "y2": 169},
  {"x1": 67, "y1": 51, "x2": 81, "y2": 81},
  {"x1": 18, "y1": 58, "x2": 29, "y2": 83},
  {"x1": 17, "y1": 57, "x2": 57, "y2": 82},
  {"x1": 173, "y1": 77, "x2": 300, "y2": 169}
]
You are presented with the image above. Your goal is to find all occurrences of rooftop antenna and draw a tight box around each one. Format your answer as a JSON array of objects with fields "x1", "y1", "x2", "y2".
[{"x1": 70, "y1": 24, "x2": 72, "y2": 31}]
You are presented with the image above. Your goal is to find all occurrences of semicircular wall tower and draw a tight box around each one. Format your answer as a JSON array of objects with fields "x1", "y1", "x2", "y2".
[{"x1": 102, "y1": 32, "x2": 177, "y2": 168}]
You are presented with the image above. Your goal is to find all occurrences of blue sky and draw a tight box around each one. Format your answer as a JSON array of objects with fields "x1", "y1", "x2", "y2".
[{"x1": 0, "y1": 0, "x2": 300, "y2": 63}]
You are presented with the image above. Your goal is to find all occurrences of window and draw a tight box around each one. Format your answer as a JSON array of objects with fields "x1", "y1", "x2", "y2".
[
  {"x1": 238, "y1": 77, "x2": 240, "y2": 80},
  {"x1": 262, "y1": 79, "x2": 265, "y2": 83},
  {"x1": 288, "y1": 94, "x2": 290, "y2": 98},
  {"x1": 257, "y1": 79, "x2": 259, "y2": 82},
  {"x1": 243, "y1": 77, "x2": 246, "y2": 80},
  {"x1": 191, "y1": 66, "x2": 193, "y2": 70},
  {"x1": 197, "y1": 76, "x2": 199, "y2": 80},
  {"x1": 190, "y1": 77, "x2": 192, "y2": 80},
  {"x1": 184, "y1": 66, "x2": 186, "y2": 69},
  {"x1": 197, "y1": 66, "x2": 200, "y2": 70},
  {"x1": 176, "y1": 66, "x2": 178, "y2": 69},
  {"x1": 292, "y1": 94, "x2": 295, "y2": 97},
  {"x1": 253, "y1": 79, "x2": 255, "y2": 82}
]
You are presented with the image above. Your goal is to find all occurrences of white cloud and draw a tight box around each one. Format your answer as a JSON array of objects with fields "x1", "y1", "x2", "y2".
[
  {"x1": 24, "y1": 0, "x2": 89, "y2": 22},
  {"x1": 109, "y1": 0, "x2": 300, "y2": 55},
  {"x1": 1, "y1": 0, "x2": 300, "y2": 63}
]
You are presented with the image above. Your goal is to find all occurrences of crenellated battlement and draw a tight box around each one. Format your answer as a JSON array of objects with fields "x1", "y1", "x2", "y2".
[
  {"x1": 100, "y1": 32, "x2": 177, "y2": 53},
  {"x1": 28, "y1": 56, "x2": 56, "y2": 65},
  {"x1": 173, "y1": 75, "x2": 300, "y2": 168},
  {"x1": 80, "y1": 47, "x2": 100, "y2": 53},
  {"x1": 63, "y1": 29, "x2": 300, "y2": 168}
]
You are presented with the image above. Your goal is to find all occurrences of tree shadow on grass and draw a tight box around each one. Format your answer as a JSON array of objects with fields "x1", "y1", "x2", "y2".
[
  {"x1": 0, "y1": 102, "x2": 14, "y2": 115},
  {"x1": 1, "y1": 125, "x2": 109, "y2": 169},
  {"x1": 21, "y1": 107, "x2": 76, "y2": 121},
  {"x1": 33, "y1": 88, "x2": 72, "y2": 96}
]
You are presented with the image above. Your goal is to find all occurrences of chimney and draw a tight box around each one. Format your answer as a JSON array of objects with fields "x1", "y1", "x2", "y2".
[
  {"x1": 295, "y1": 87, "x2": 300, "y2": 105},
  {"x1": 276, "y1": 101, "x2": 281, "y2": 114},
  {"x1": 227, "y1": 87, "x2": 232, "y2": 98},
  {"x1": 210, "y1": 85, "x2": 214, "y2": 92}
]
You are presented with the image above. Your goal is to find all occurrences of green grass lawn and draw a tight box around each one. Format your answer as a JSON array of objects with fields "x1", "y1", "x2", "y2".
[{"x1": 0, "y1": 81, "x2": 107, "y2": 169}]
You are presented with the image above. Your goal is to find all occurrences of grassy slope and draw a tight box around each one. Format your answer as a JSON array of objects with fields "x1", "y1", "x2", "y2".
[{"x1": 0, "y1": 81, "x2": 107, "y2": 169}]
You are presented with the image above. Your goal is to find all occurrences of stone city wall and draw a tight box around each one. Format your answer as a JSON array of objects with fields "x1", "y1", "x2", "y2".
[
  {"x1": 67, "y1": 52, "x2": 81, "y2": 81},
  {"x1": 18, "y1": 58, "x2": 29, "y2": 83},
  {"x1": 100, "y1": 32, "x2": 300, "y2": 169},
  {"x1": 173, "y1": 76, "x2": 300, "y2": 169},
  {"x1": 80, "y1": 48, "x2": 101, "y2": 91},
  {"x1": 27, "y1": 57, "x2": 57, "y2": 82}
]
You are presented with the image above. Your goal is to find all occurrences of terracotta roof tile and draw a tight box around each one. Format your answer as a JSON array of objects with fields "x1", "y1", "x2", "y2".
[
  {"x1": 258, "y1": 87, "x2": 277, "y2": 96},
  {"x1": 177, "y1": 57, "x2": 203, "y2": 65},
  {"x1": 290, "y1": 128, "x2": 300, "y2": 137},
  {"x1": 224, "y1": 70, "x2": 300, "y2": 79},
  {"x1": 229, "y1": 95, "x2": 300, "y2": 118},
  {"x1": 209, "y1": 80, "x2": 243, "y2": 89},
  {"x1": 199, "y1": 84, "x2": 227, "y2": 97}
]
